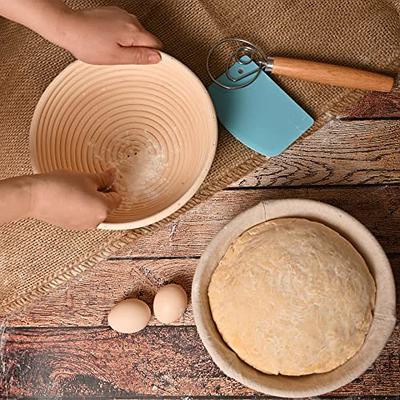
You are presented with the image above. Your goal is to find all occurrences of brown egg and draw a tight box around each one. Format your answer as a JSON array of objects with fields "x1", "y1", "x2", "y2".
[
  {"x1": 108, "y1": 298, "x2": 151, "y2": 334},
  {"x1": 154, "y1": 284, "x2": 188, "y2": 324}
]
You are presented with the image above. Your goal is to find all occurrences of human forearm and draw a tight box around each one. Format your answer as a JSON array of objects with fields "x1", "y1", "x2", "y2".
[
  {"x1": 0, "y1": 0, "x2": 162, "y2": 65},
  {"x1": 0, "y1": 175, "x2": 33, "y2": 224},
  {"x1": 0, "y1": 0, "x2": 71, "y2": 47}
]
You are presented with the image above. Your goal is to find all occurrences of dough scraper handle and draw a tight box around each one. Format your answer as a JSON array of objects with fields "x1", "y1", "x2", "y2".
[{"x1": 270, "y1": 57, "x2": 395, "y2": 92}]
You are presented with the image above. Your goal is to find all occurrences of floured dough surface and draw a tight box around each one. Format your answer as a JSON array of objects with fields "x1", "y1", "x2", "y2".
[{"x1": 208, "y1": 218, "x2": 376, "y2": 376}]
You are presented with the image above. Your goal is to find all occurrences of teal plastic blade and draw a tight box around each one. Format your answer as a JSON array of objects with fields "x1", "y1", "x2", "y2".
[{"x1": 208, "y1": 60, "x2": 314, "y2": 156}]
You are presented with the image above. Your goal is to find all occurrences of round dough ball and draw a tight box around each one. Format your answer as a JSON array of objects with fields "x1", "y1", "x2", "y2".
[
  {"x1": 108, "y1": 298, "x2": 151, "y2": 334},
  {"x1": 208, "y1": 218, "x2": 375, "y2": 376},
  {"x1": 154, "y1": 284, "x2": 188, "y2": 323}
]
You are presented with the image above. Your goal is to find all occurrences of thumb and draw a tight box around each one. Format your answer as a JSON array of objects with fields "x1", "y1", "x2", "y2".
[
  {"x1": 115, "y1": 47, "x2": 161, "y2": 65},
  {"x1": 99, "y1": 191, "x2": 122, "y2": 212}
]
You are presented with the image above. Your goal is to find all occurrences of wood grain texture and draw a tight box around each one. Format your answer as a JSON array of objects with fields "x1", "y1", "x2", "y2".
[
  {"x1": 3, "y1": 254, "x2": 399, "y2": 329},
  {"x1": 113, "y1": 185, "x2": 400, "y2": 258},
  {"x1": 231, "y1": 120, "x2": 400, "y2": 188},
  {"x1": 344, "y1": 86, "x2": 400, "y2": 118},
  {"x1": 272, "y1": 57, "x2": 395, "y2": 92},
  {"x1": 3, "y1": 259, "x2": 197, "y2": 327},
  {"x1": 0, "y1": 324, "x2": 398, "y2": 398}
]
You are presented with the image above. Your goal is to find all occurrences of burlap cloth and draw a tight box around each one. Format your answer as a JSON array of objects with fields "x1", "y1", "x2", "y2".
[{"x1": 0, "y1": 0, "x2": 399, "y2": 315}]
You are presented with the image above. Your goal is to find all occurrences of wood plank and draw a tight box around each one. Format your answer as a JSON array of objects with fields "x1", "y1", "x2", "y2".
[
  {"x1": 3, "y1": 259, "x2": 197, "y2": 327},
  {"x1": 238, "y1": 92, "x2": 400, "y2": 197},
  {"x1": 231, "y1": 120, "x2": 400, "y2": 188},
  {"x1": 113, "y1": 185, "x2": 400, "y2": 258},
  {"x1": 0, "y1": 323, "x2": 398, "y2": 398},
  {"x1": 344, "y1": 88, "x2": 400, "y2": 119},
  {"x1": 3, "y1": 254, "x2": 399, "y2": 329}
]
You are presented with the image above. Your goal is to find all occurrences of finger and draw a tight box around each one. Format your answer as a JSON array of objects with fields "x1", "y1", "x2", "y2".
[
  {"x1": 128, "y1": 14, "x2": 149, "y2": 32},
  {"x1": 114, "y1": 46, "x2": 161, "y2": 64},
  {"x1": 91, "y1": 168, "x2": 117, "y2": 190},
  {"x1": 129, "y1": 14, "x2": 144, "y2": 28},
  {"x1": 98, "y1": 191, "x2": 122, "y2": 212},
  {"x1": 118, "y1": 30, "x2": 163, "y2": 49}
]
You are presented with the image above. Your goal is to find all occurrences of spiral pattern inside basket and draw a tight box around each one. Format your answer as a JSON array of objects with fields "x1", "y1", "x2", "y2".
[{"x1": 30, "y1": 54, "x2": 217, "y2": 230}]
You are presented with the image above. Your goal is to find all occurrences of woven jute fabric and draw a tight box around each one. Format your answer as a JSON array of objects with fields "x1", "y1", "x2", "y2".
[{"x1": 0, "y1": 0, "x2": 399, "y2": 315}]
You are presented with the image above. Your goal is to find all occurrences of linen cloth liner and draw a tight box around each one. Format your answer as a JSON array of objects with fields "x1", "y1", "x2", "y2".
[
  {"x1": 192, "y1": 200, "x2": 397, "y2": 397},
  {"x1": 0, "y1": 0, "x2": 398, "y2": 314}
]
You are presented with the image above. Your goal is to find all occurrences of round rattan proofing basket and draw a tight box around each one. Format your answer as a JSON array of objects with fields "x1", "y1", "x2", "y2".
[
  {"x1": 30, "y1": 53, "x2": 218, "y2": 230},
  {"x1": 192, "y1": 199, "x2": 396, "y2": 398}
]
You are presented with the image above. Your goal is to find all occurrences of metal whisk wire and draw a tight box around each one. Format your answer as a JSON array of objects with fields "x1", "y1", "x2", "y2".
[{"x1": 207, "y1": 38, "x2": 271, "y2": 90}]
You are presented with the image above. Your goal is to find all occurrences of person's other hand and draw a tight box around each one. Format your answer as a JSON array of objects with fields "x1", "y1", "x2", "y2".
[
  {"x1": 60, "y1": 6, "x2": 162, "y2": 65},
  {"x1": 29, "y1": 169, "x2": 122, "y2": 230}
]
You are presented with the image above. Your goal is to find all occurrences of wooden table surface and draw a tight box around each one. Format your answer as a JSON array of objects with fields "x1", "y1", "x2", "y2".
[{"x1": 0, "y1": 90, "x2": 399, "y2": 399}]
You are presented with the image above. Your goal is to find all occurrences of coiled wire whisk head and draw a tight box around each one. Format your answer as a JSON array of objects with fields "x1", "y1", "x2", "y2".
[{"x1": 206, "y1": 38, "x2": 272, "y2": 90}]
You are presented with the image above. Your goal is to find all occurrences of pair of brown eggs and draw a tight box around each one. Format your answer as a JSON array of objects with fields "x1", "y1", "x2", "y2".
[{"x1": 108, "y1": 284, "x2": 188, "y2": 334}]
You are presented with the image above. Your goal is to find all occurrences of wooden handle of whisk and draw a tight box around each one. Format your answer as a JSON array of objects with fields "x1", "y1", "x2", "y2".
[{"x1": 271, "y1": 57, "x2": 395, "y2": 92}]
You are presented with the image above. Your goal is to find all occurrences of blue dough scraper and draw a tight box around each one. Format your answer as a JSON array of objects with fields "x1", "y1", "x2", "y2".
[{"x1": 209, "y1": 59, "x2": 314, "y2": 156}]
